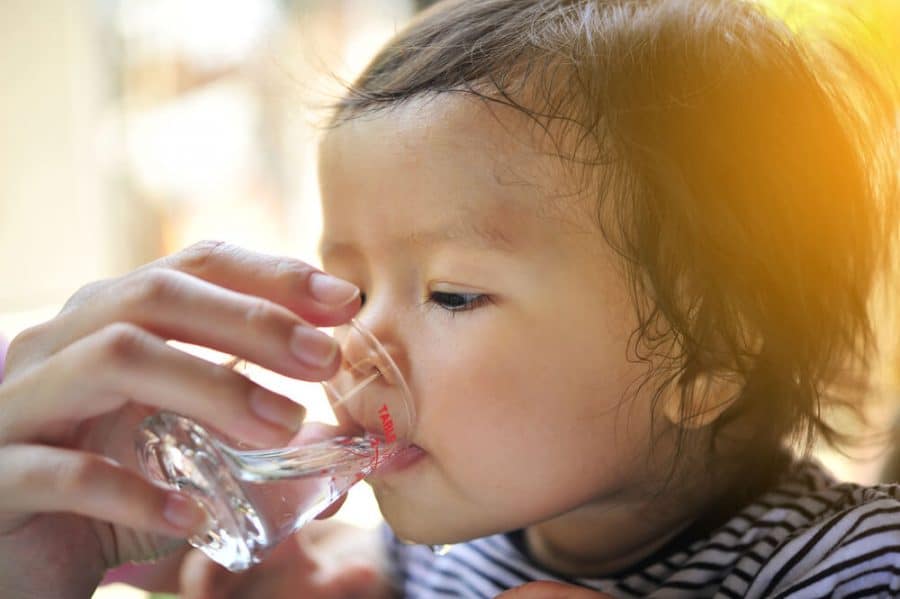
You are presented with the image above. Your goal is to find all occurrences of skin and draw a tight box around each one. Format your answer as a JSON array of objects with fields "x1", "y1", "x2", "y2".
[
  {"x1": 0, "y1": 93, "x2": 736, "y2": 596},
  {"x1": 0, "y1": 242, "x2": 363, "y2": 597},
  {"x1": 0, "y1": 157, "x2": 613, "y2": 598},
  {"x1": 317, "y1": 95, "x2": 729, "y2": 577}
]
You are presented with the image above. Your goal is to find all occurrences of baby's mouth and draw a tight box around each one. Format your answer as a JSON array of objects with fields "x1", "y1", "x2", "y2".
[{"x1": 371, "y1": 443, "x2": 427, "y2": 475}]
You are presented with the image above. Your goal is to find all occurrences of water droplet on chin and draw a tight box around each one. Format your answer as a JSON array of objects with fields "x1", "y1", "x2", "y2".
[{"x1": 430, "y1": 544, "x2": 452, "y2": 556}]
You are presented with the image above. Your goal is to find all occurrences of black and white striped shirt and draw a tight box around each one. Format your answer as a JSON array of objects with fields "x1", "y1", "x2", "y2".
[{"x1": 381, "y1": 459, "x2": 900, "y2": 597}]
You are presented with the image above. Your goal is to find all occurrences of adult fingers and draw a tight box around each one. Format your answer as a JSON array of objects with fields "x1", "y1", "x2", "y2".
[
  {"x1": 0, "y1": 444, "x2": 206, "y2": 538},
  {"x1": 100, "y1": 546, "x2": 192, "y2": 593},
  {"x1": 154, "y1": 241, "x2": 361, "y2": 325},
  {"x1": 6, "y1": 243, "x2": 360, "y2": 381},
  {"x1": 179, "y1": 534, "x2": 319, "y2": 599},
  {"x1": 0, "y1": 323, "x2": 304, "y2": 447},
  {"x1": 179, "y1": 549, "x2": 238, "y2": 599},
  {"x1": 16, "y1": 268, "x2": 342, "y2": 381}
]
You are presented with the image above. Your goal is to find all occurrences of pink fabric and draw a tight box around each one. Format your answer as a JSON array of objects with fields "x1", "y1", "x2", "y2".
[{"x1": 0, "y1": 333, "x2": 7, "y2": 383}]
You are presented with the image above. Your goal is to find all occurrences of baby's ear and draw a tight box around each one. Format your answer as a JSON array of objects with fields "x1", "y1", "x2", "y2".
[{"x1": 662, "y1": 372, "x2": 742, "y2": 429}]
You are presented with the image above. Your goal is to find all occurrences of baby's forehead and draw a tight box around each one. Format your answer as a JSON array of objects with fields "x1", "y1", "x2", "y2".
[
  {"x1": 324, "y1": 95, "x2": 594, "y2": 206},
  {"x1": 319, "y1": 94, "x2": 604, "y2": 257},
  {"x1": 326, "y1": 94, "x2": 557, "y2": 169}
]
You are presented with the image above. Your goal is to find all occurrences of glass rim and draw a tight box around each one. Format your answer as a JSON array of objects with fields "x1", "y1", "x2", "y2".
[{"x1": 322, "y1": 318, "x2": 416, "y2": 442}]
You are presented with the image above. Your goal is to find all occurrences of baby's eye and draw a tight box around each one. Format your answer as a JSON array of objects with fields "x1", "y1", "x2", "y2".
[{"x1": 429, "y1": 291, "x2": 489, "y2": 312}]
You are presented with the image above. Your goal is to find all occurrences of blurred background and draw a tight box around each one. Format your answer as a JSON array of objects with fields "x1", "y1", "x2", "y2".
[{"x1": 0, "y1": 1, "x2": 896, "y2": 597}]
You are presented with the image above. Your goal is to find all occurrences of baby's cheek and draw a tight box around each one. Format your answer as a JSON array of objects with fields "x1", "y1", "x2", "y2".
[
  {"x1": 429, "y1": 348, "x2": 567, "y2": 452},
  {"x1": 414, "y1": 335, "x2": 619, "y2": 497},
  {"x1": 434, "y1": 398, "x2": 578, "y2": 490}
]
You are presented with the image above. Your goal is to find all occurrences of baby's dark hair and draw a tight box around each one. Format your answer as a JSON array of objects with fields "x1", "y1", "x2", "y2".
[{"x1": 330, "y1": 0, "x2": 898, "y2": 469}]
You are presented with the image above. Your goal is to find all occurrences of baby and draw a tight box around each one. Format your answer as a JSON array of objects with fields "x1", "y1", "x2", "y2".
[
  {"x1": 313, "y1": 0, "x2": 900, "y2": 595},
  {"x1": 0, "y1": 0, "x2": 897, "y2": 597}
]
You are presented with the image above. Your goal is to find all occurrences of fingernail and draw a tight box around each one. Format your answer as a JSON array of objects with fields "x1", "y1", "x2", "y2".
[
  {"x1": 163, "y1": 493, "x2": 205, "y2": 532},
  {"x1": 290, "y1": 325, "x2": 339, "y2": 369},
  {"x1": 250, "y1": 387, "x2": 305, "y2": 431},
  {"x1": 309, "y1": 272, "x2": 359, "y2": 306}
]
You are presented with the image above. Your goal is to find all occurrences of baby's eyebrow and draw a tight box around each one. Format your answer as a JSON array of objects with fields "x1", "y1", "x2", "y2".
[
  {"x1": 405, "y1": 220, "x2": 514, "y2": 251},
  {"x1": 319, "y1": 220, "x2": 515, "y2": 260}
]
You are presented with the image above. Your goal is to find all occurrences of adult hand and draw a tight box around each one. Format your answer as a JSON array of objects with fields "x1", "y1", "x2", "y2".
[
  {"x1": 497, "y1": 581, "x2": 615, "y2": 598},
  {"x1": 0, "y1": 241, "x2": 360, "y2": 599},
  {"x1": 178, "y1": 523, "x2": 392, "y2": 599}
]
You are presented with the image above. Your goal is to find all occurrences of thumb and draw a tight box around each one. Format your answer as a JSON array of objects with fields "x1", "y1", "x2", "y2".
[
  {"x1": 179, "y1": 548, "x2": 238, "y2": 599},
  {"x1": 497, "y1": 581, "x2": 614, "y2": 599}
]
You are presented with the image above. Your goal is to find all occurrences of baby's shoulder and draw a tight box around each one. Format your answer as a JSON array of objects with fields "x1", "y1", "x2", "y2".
[{"x1": 730, "y1": 470, "x2": 900, "y2": 597}]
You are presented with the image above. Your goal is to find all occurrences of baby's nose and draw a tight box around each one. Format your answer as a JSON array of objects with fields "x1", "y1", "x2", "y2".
[{"x1": 339, "y1": 322, "x2": 401, "y2": 387}]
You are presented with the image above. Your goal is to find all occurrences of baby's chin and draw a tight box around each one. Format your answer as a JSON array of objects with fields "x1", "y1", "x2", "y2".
[
  {"x1": 372, "y1": 489, "x2": 533, "y2": 546},
  {"x1": 384, "y1": 515, "x2": 494, "y2": 546},
  {"x1": 365, "y1": 451, "x2": 568, "y2": 544}
]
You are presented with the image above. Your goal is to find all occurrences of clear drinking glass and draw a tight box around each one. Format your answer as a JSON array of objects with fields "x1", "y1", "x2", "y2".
[{"x1": 135, "y1": 319, "x2": 414, "y2": 571}]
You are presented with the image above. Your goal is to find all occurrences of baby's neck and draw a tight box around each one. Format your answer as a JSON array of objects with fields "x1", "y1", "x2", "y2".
[
  {"x1": 523, "y1": 497, "x2": 699, "y2": 578},
  {"x1": 525, "y1": 520, "x2": 688, "y2": 577},
  {"x1": 523, "y1": 452, "x2": 788, "y2": 578}
]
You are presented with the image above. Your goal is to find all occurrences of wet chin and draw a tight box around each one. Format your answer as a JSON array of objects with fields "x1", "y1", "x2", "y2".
[{"x1": 373, "y1": 490, "x2": 525, "y2": 546}]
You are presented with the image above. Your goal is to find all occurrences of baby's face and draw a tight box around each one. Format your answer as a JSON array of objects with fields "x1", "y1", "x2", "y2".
[{"x1": 318, "y1": 96, "x2": 663, "y2": 544}]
